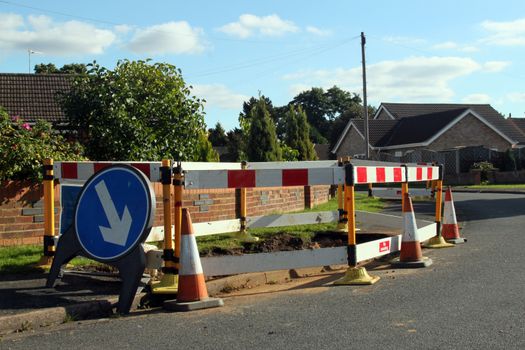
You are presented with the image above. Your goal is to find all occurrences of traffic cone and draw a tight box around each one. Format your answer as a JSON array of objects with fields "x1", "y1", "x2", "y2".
[
  {"x1": 163, "y1": 209, "x2": 223, "y2": 311},
  {"x1": 442, "y1": 187, "x2": 466, "y2": 244},
  {"x1": 391, "y1": 194, "x2": 433, "y2": 268}
]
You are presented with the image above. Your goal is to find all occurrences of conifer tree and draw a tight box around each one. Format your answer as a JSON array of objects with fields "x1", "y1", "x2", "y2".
[
  {"x1": 246, "y1": 97, "x2": 282, "y2": 161},
  {"x1": 285, "y1": 105, "x2": 317, "y2": 160}
]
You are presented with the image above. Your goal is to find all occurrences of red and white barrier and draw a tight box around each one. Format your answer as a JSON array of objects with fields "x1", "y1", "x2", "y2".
[{"x1": 54, "y1": 161, "x2": 162, "y2": 182}]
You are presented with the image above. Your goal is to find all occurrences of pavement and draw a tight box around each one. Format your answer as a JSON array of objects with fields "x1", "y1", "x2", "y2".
[{"x1": 0, "y1": 187, "x2": 518, "y2": 337}]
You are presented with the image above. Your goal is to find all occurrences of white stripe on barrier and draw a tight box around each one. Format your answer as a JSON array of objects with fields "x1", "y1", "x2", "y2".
[
  {"x1": 194, "y1": 219, "x2": 241, "y2": 237},
  {"x1": 54, "y1": 161, "x2": 162, "y2": 182},
  {"x1": 256, "y1": 169, "x2": 282, "y2": 187},
  {"x1": 247, "y1": 211, "x2": 339, "y2": 229},
  {"x1": 201, "y1": 246, "x2": 347, "y2": 277},
  {"x1": 417, "y1": 223, "x2": 437, "y2": 241},
  {"x1": 246, "y1": 160, "x2": 339, "y2": 169}
]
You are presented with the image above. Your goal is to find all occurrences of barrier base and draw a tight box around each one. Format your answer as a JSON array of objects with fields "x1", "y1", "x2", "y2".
[
  {"x1": 333, "y1": 266, "x2": 380, "y2": 285},
  {"x1": 335, "y1": 222, "x2": 348, "y2": 232},
  {"x1": 163, "y1": 297, "x2": 224, "y2": 312},
  {"x1": 423, "y1": 236, "x2": 454, "y2": 249},
  {"x1": 391, "y1": 256, "x2": 433, "y2": 268},
  {"x1": 230, "y1": 230, "x2": 259, "y2": 242},
  {"x1": 150, "y1": 273, "x2": 178, "y2": 295},
  {"x1": 446, "y1": 237, "x2": 467, "y2": 244},
  {"x1": 36, "y1": 255, "x2": 54, "y2": 268}
]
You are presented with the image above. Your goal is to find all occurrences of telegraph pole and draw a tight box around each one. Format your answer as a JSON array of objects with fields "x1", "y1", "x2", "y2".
[{"x1": 361, "y1": 32, "x2": 369, "y2": 159}]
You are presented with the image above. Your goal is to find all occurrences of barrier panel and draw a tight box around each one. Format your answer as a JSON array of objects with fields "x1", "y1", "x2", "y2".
[{"x1": 42, "y1": 159, "x2": 446, "y2": 288}]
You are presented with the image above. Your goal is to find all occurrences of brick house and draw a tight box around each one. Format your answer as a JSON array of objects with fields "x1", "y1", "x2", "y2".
[
  {"x1": 0, "y1": 73, "x2": 71, "y2": 127},
  {"x1": 331, "y1": 103, "x2": 525, "y2": 159}
]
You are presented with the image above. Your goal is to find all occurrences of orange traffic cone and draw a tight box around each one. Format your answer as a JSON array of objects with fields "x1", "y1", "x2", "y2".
[
  {"x1": 163, "y1": 209, "x2": 223, "y2": 311},
  {"x1": 442, "y1": 187, "x2": 466, "y2": 244},
  {"x1": 391, "y1": 193, "x2": 433, "y2": 268}
]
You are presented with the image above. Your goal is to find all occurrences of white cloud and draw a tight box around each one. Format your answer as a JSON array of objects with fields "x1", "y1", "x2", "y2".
[
  {"x1": 432, "y1": 41, "x2": 479, "y2": 52},
  {"x1": 114, "y1": 24, "x2": 132, "y2": 34},
  {"x1": 306, "y1": 26, "x2": 331, "y2": 37},
  {"x1": 126, "y1": 21, "x2": 205, "y2": 55},
  {"x1": 483, "y1": 61, "x2": 511, "y2": 72},
  {"x1": 507, "y1": 92, "x2": 525, "y2": 103},
  {"x1": 218, "y1": 14, "x2": 299, "y2": 38},
  {"x1": 462, "y1": 93, "x2": 492, "y2": 104},
  {"x1": 480, "y1": 18, "x2": 525, "y2": 46},
  {"x1": 284, "y1": 56, "x2": 481, "y2": 102},
  {"x1": 382, "y1": 36, "x2": 426, "y2": 45},
  {"x1": 192, "y1": 84, "x2": 249, "y2": 110},
  {"x1": 0, "y1": 13, "x2": 115, "y2": 55}
]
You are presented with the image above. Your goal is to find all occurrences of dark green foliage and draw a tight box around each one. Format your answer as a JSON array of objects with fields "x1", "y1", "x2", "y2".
[
  {"x1": 246, "y1": 97, "x2": 282, "y2": 161},
  {"x1": 503, "y1": 149, "x2": 517, "y2": 171},
  {"x1": 0, "y1": 108, "x2": 84, "y2": 181},
  {"x1": 195, "y1": 131, "x2": 220, "y2": 161},
  {"x1": 34, "y1": 63, "x2": 87, "y2": 74},
  {"x1": 225, "y1": 128, "x2": 244, "y2": 162},
  {"x1": 60, "y1": 59, "x2": 206, "y2": 161},
  {"x1": 284, "y1": 105, "x2": 317, "y2": 160},
  {"x1": 208, "y1": 122, "x2": 228, "y2": 147}
]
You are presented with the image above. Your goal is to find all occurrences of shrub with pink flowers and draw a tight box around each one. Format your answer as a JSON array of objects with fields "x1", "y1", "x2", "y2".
[{"x1": 0, "y1": 107, "x2": 84, "y2": 181}]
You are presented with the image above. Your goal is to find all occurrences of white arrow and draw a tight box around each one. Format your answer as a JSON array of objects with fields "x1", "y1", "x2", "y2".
[{"x1": 94, "y1": 180, "x2": 132, "y2": 246}]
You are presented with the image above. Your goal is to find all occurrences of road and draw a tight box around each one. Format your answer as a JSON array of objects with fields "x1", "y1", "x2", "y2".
[{"x1": 2, "y1": 192, "x2": 525, "y2": 349}]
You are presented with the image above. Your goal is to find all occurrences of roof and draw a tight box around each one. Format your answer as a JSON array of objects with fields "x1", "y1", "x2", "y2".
[
  {"x1": 0, "y1": 73, "x2": 72, "y2": 123},
  {"x1": 507, "y1": 117, "x2": 525, "y2": 144},
  {"x1": 313, "y1": 143, "x2": 331, "y2": 160},
  {"x1": 378, "y1": 103, "x2": 524, "y2": 143}
]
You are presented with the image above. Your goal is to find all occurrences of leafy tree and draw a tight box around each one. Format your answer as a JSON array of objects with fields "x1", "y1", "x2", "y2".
[
  {"x1": 208, "y1": 122, "x2": 228, "y2": 147},
  {"x1": 225, "y1": 128, "x2": 245, "y2": 162},
  {"x1": 60, "y1": 59, "x2": 206, "y2": 161},
  {"x1": 34, "y1": 63, "x2": 87, "y2": 74},
  {"x1": 0, "y1": 108, "x2": 84, "y2": 181},
  {"x1": 284, "y1": 105, "x2": 317, "y2": 160},
  {"x1": 195, "y1": 131, "x2": 219, "y2": 161},
  {"x1": 246, "y1": 97, "x2": 281, "y2": 161}
]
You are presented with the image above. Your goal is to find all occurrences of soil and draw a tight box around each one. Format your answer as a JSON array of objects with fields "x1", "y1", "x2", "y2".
[{"x1": 200, "y1": 231, "x2": 392, "y2": 257}]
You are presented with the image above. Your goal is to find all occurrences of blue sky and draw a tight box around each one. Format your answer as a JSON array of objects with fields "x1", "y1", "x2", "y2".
[{"x1": 1, "y1": 0, "x2": 525, "y2": 131}]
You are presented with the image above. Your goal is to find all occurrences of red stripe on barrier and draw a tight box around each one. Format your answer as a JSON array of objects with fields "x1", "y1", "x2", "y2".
[
  {"x1": 131, "y1": 163, "x2": 151, "y2": 178},
  {"x1": 94, "y1": 163, "x2": 111, "y2": 173},
  {"x1": 394, "y1": 167, "x2": 402, "y2": 182},
  {"x1": 61, "y1": 163, "x2": 77, "y2": 179},
  {"x1": 376, "y1": 167, "x2": 386, "y2": 182},
  {"x1": 416, "y1": 167, "x2": 423, "y2": 180},
  {"x1": 227, "y1": 170, "x2": 255, "y2": 188},
  {"x1": 282, "y1": 169, "x2": 308, "y2": 186},
  {"x1": 356, "y1": 167, "x2": 367, "y2": 183},
  {"x1": 427, "y1": 167, "x2": 433, "y2": 180}
]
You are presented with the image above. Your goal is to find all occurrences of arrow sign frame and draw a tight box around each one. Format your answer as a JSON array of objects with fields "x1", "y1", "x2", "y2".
[{"x1": 74, "y1": 164, "x2": 155, "y2": 262}]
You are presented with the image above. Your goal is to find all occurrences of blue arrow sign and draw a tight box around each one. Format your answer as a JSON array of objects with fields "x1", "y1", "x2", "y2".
[{"x1": 75, "y1": 165, "x2": 154, "y2": 261}]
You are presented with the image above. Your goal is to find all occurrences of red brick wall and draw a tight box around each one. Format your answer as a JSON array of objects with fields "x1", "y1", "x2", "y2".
[{"x1": 0, "y1": 181, "x2": 331, "y2": 247}]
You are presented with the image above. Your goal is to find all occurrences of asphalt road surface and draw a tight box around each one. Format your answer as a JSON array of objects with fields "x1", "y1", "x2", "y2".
[{"x1": 2, "y1": 192, "x2": 525, "y2": 349}]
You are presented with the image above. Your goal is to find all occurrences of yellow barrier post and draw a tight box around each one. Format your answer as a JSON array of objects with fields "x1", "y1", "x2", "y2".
[
  {"x1": 37, "y1": 158, "x2": 56, "y2": 267},
  {"x1": 231, "y1": 161, "x2": 259, "y2": 242},
  {"x1": 151, "y1": 159, "x2": 179, "y2": 294},
  {"x1": 336, "y1": 158, "x2": 347, "y2": 232},
  {"x1": 424, "y1": 164, "x2": 453, "y2": 248},
  {"x1": 334, "y1": 163, "x2": 379, "y2": 285}
]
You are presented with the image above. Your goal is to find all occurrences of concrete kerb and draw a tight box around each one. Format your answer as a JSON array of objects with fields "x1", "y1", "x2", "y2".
[
  {"x1": 451, "y1": 187, "x2": 525, "y2": 195},
  {"x1": 0, "y1": 266, "x2": 341, "y2": 336}
]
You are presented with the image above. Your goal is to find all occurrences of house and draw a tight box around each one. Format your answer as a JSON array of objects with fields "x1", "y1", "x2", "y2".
[
  {"x1": 0, "y1": 73, "x2": 71, "y2": 127},
  {"x1": 332, "y1": 103, "x2": 525, "y2": 160}
]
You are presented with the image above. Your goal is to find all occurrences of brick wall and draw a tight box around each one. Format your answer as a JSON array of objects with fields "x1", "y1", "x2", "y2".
[{"x1": 0, "y1": 181, "x2": 331, "y2": 247}]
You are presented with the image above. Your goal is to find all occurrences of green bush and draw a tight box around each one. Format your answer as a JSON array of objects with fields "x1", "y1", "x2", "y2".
[
  {"x1": 471, "y1": 161, "x2": 495, "y2": 183},
  {"x1": 0, "y1": 108, "x2": 84, "y2": 181}
]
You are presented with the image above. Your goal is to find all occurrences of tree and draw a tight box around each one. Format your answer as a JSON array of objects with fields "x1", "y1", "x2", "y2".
[
  {"x1": 60, "y1": 59, "x2": 206, "y2": 161},
  {"x1": 225, "y1": 128, "x2": 244, "y2": 162},
  {"x1": 34, "y1": 63, "x2": 87, "y2": 74},
  {"x1": 195, "y1": 131, "x2": 220, "y2": 161},
  {"x1": 208, "y1": 122, "x2": 228, "y2": 147},
  {"x1": 329, "y1": 104, "x2": 376, "y2": 150},
  {"x1": 246, "y1": 97, "x2": 281, "y2": 161},
  {"x1": 284, "y1": 105, "x2": 317, "y2": 160},
  {"x1": 239, "y1": 95, "x2": 277, "y2": 134}
]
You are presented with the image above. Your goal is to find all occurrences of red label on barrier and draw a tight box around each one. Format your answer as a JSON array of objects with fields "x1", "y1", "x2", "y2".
[
  {"x1": 379, "y1": 240, "x2": 390, "y2": 253},
  {"x1": 427, "y1": 167, "x2": 433, "y2": 180},
  {"x1": 282, "y1": 169, "x2": 308, "y2": 186},
  {"x1": 376, "y1": 167, "x2": 386, "y2": 182},
  {"x1": 94, "y1": 163, "x2": 111, "y2": 173},
  {"x1": 394, "y1": 168, "x2": 402, "y2": 182},
  {"x1": 130, "y1": 163, "x2": 151, "y2": 179},
  {"x1": 228, "y1": 170, "x2": 255, "y2": 188},
  {"x1": 416, "y1": 167, "x2": 423, "y2": 180},
  {"x1": 61, "y1": 163, "x2": 78, "y2": 179},
  {"x1": 356, "y1": 167, "x2": 367, "y2": 183}
]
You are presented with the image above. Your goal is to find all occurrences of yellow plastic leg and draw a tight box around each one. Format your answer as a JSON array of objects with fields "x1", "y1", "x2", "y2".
[
  {"x1": 334, "y1": 266, "x2": 380, "y2": 285},
  {"x1": 230, "y1": 229, "x2": 259, "y2": 242},
  {"x1": 336, "y1": 222, "x2": 348, "y2": 232},
  {"x1": 423, "y1": 236, "x2": 454, "y2": 249},
  {"x1": 35, "y1": 255, "x2": 54, "y2": 269},
  {"x1": 151, "y1": 273, "x2": 179, "y2": 295}
]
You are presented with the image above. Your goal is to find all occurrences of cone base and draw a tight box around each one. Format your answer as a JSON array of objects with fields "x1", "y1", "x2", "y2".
[
  {"x1": 446, "y1": 237, "x2": 467, "y2": 244},
  {"x1": 230, "y1": 230, "x2": 259, "y2": 242},
  {"x1": 423, "y1": 236, "x2": 455, "y2": 249},
  {"x1": 163, "y1": 297, "x2": 224, "y2": 312},
  {"x1": 391, "y1": 256, "x2": 433, "y2": 268},
  {"x1": 150, "y1": 273, "x2": 178, "y2": 295},
  {"x1": 333, "y1": 267, "x2": 380, "y2": 285}
]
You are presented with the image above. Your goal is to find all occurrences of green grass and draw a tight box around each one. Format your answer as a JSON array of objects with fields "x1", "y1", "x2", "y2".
[
  {"x1": 0, "y1": 245, "x2": 104, "y2": 276},
  {"x1": 465, "y1": 184, "x2": 525, "y2": 189}
]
